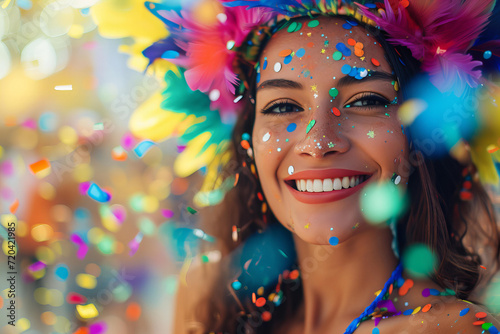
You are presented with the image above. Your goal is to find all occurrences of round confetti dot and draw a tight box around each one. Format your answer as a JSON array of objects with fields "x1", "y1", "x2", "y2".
[
  {"x1": 342, "y1": 23, "x2": 352, "y2": 29},
  {"x1": 459, "y1": 307, "x2": 470, "y2": 316},
  {"x1": 328, "y1": 236, "x2": 339, "y2": 246},
  {"x1": 341, "y1": 64, "x2": 352, "y2": 74},
  {"x1": 288, "y1": 166, "x2": 294, "y2": 175},
  {"x1": 262, "y1": 311, "x2": 272, "y2": 322},
  {"x1": 372, "y1": 328, "x2": 380, "y2": 334},
  {"x1": 403, "y1": 244, "x2": 437, "y2": 278},
  {"x1": 329, "y1": 88, "x2": 339, "y2": 98},
  {"x1": 284, "y1": 55, "x2": 293, "y2": 64},
  {"x1": 279, "y1": 49, "x2": 292, "y2": 57},
  {"x1": 296, "y1": 48, "x2": 306, "y2": 58},
  {"x1": 55, "y1": 264, "x2": 69, "y2": 281},
  {"x1": 209, "y1": 89, "x2": 220, "y2": 101},
  {"x1": 394, "y1": 175, "x2": 401, "y2": 185},
  {"x1": 307, "y1": 20, "x2": 319, "y2": 27},
  {"x1": 255, "y1": 297, "x2": 266, "y2": 307},
  {"x1": 403, "y1": 309, "x2": 414, "y2": 315},
  {"x1": 421, "y1": 288, "x2": 430, "y2": 297},
  {"x1": 332, "y1": 51, "x2": 342, "y2": 61},
  {"x1": 262, "y1": 132, "x2": 271, "y2": 142},
  {"x1": 226, "y1": 40, "x2": 235, "y2": 50},
  {"x1": 473, "y1": 320, "x2": 486, "y2": 326},
  {"x1": 371, "y1": 58, "x2": 381, "y2": 67},
  {"x1": 161, "y1": 50, "x2": 179, "y2": 59},
  {"x1": 354, "y1": 48, "x2": 364, "y2": 57},
  {"x1": 242, "y1": 133, "x2": 251, "y2": 141},
  {"x1": 422, "y1": 304, "x2": 432, "y2": 312},
  {"x1": 331, "y1": 107, "x2": 341, "y2": 117},
  {"x1": 126, "y1": 302, "x2": 142, "y2": 321},
  {"x1": 274, "y1": 62, "x2": 282, "y2": 72},
  {"x1": 429, "y1": 288, "x2": 440, "y2": 296},
  {"x1": 476, "y1": 312, "x2": 488, "y2": 319},
  {"x1": 287, "y1": 123, "x2": 297, "y2": 132},
  {"x1": 231, "y1": 281, "x2": 242, "y2": 290},
  {"x1": 287, "y1": 22, "x2": 298, "y2": 32},
  {"x1": 347, "y1": 38, "x2": 356, "y2": 46},
  {"x1": 484, "y1": 50, "x2": 492, "y2": 59}
]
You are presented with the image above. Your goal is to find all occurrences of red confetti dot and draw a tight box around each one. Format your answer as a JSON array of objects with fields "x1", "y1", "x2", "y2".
[
  {"x1": 460, "y1": 191, "x2": 472, "y2": 201},
  {"x1": 347, "y1": 38, "x2": 356, "y2": 46},
  {"x1": 463, "y1": 180, "x2": 472, "y2": 189},
  {"x1": 400, "y1": 0, "x2": 410, "y2": 8},
  {"x1": 476, "y1": 312, "x2": 488, "y2": 319},
  {"x1": 371, "y1": 58, "x2": 381, "y2": 67},
  {"x1": 279, "y1": 49, "x2": 292, "y2": 57},
  {"x1": 307, "y1": 42, "x2": 315, "y2": 48},
  {"x1": 126, "y1": 302, "x2": 142, "y2": 321},
  {"x1": 289, "y1": 269, "x2": 299, "y2": 280},
  {"x1": 257, "y1": 192, "x2": 264, "y2": 201},
  {"x1": 422, "y1": 304, "x2": 432, "y2": 313},
  {"x1": 331, "y1": 107, "x2": 341, "y2": 116},
  {"x1": 262, "y1": 311, "x2": 272, "y2": 322},
  {"x1": 473, "y1": 320, "x2": 485, "y2": 326},
  {"x1": 255, "y1": 297, "x2": 266, "y2": 307},
  {"x1": 241, "y1": 140, "x2": 250, "y2": 150}
]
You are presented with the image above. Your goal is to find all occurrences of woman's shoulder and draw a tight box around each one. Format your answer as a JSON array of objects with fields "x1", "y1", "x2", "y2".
[{"x1": 370, "y1": 298, "x2": 500, "y2": 334}]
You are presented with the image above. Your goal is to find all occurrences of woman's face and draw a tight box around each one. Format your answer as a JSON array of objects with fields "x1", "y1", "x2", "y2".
[{"x1": 252, "y1": 16, "x2": 410, "y2": 245}]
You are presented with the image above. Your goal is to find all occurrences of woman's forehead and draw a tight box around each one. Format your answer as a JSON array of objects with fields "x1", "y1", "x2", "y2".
[{"x1": 259, "y1": 15, "x2": 392, "y2": 79}]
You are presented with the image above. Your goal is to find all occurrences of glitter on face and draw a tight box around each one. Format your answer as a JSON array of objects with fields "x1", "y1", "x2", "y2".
[
  {"x1": 274, "y1": 62, "x2": 282, "y2": 72},
  {"x1": 331, "y1": 107, "x2": 341, "y2": 116},
  {"x1": 288, "y1": 166, "x2": 294, "y2": 175},
  {"x1": 263, "y1": 132, "x2": 271, "y2": 142}
]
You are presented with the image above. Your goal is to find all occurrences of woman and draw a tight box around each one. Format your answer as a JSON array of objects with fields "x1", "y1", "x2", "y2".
[{"x1": 141, "y1": 0, "x2": 500, "y2": 333}]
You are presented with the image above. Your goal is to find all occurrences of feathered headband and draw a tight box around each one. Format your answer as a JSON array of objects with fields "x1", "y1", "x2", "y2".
[{"x1": 137, "y1": 0, "x2": 500, "y2": 205}]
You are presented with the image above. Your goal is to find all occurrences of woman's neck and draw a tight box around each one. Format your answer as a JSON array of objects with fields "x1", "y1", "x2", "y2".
[{"x1": 292, "y1": 226, "x2": 399, "y2": 333}]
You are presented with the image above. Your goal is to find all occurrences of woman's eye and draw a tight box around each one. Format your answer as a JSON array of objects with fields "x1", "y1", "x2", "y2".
[
  {"x1": 349, "y1": 95, "x2": 391, "y2": 108},
  {"x1": 262, "y1": 102, "x2": 304, "y2": 115}
]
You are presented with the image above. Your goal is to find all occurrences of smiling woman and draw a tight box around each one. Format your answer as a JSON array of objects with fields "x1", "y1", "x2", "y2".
[{"x1": 139, "y1": 1, "x2": 500, "y2": 333}]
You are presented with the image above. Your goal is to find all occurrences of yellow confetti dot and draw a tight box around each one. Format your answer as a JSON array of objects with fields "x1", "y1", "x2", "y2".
[
  {"x1": 304, "y1": 223, "x2": 310, "y2": 229},
  {"x1": 31, "y1": 224, "x2": 54, "y2": 243},
  {"x1": 17, "y1": 318, "x2": 30, "y2": 331},
  {"x1": 68, "y1": 24, "x2": 84, "y2": 39},
  {"x1": 367, "y1": 130, "x2": 375, "y2": 139},
  {"x1": 412, "y1": 306, "x2": 422, "y2": 315},
  {"x1": 76, "y1": 304, "x2": 99, "y2": 319},
  {"x1": 58, "y1": 126, "x2": 78, "y2": 146},
  {"x1": 76, "y1": 273, "x2": 97, "y2": 289}
]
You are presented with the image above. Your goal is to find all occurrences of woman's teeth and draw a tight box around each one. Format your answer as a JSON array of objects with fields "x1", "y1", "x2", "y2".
[{"x1": 295, "y1": 175, "x2": 367, "y2": 192}]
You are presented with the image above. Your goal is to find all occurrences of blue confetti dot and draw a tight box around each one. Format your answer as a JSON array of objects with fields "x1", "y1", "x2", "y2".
[
  {"x1": 403, "y1": 309, "x2": 414, "y2": 315},
  {"x1": 349, "y1": 67, "x2": 358, "y2": 77},
  {"x1": 161, "y1": 50, "x2": 180, "y2": 59},
  {"x1": 231, "y1": 281, "x2": 242, "y2": 290},
  {"x1": 341, "y1": 64, "x2": 352, "y2": 74},
  {"x1": 346, "y1": 20, "x2": 358, "y2": 26},
  {"x1": 490, "y1": 326, "x2": 499, "y2": 334},
  {"x1": 287, "y1": 123, "x2": 297, "y2": 132},
  {"x1": 284, "y1": 55, "x2": 293, "y2": 65},
  {"x1": 256, "y1": 72, "x2": 261, "y2": 83},
  {"x1": 87, "y1": 183, "x2": 111, "y2": 203},
  {"x1": 336, "y1": 42, "x2": 351, "y2": 57},
  {"x1": 329, "y1": 236, "x2": 339, "y2": 246},
  {"x1": 342, "y1": 23, "x2": 352, "y2": 29},
  {"x1": 296, "y1": 48, "x2": 306, "y2": 58},
  {"x1": 429, "y1": 288, "x2": 440, "y2": 296},
  {"x1": 55, "y1": 264, "x2": 69, "y2": 281},
  {"x1": 484, "y1": 50, "x2": 492, "y2": 60},
  {"x1": 242, "y1": 133, "x2": 251, "y2": 141},
  {"x1": 459, "y1": 307, "x2": 470, "y2": 316},
  {"x1": 365, "y1": 3, "x2": 377, "y2": 8},
  {"x1": 372, "y1": 328, "x2": 380, "y2": 334},
  {"x1": 134, "y1": 140, "x2": 156, "y2": 158},
  {"x1": 263, "y1": 60, "x2": 268, "y2": 70}
]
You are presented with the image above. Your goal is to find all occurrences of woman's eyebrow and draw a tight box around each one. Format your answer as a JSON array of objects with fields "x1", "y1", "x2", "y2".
[
  {"x1": 337, "y1": 71, "x2": 396, "y2": 88},
  {"x1": 257, "y1": 79, "x2": 304, "y2": 91}
]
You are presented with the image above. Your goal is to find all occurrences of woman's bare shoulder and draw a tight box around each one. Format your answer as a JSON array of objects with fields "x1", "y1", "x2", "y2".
[{"x1": 373, "y1": 298, "x2": 500, "y2": 333}]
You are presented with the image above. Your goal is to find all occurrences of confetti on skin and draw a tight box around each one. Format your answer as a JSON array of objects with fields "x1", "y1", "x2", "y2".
[
  {"x1": 306, "y1": 120, "x2": 316, "y2": 134},
  {"x1": 87, "y1": 183, "x2": 111, "y2": 203},
  {"x1": 284, "y1": 55, "x2": 293, "y2": 64},
  {"x1": 279, "y1": 49, "x2": 292, "y2": 57},
  {"x1": 308, "y1": 20, "x2": 319, "y2": 28},
  {"x1": 287, "y1": 123, "x2": 297, "y2": 132},
  {"x1": 336, "y1": 42, "x2": 351, "y2": 57},
  {"x1": 372, "y1": 328, "x2": 380, "y2": 334},
  {"x1": 422, "y1": 304, "x2": 432, "y2": 312},
  {"x1": 328, "y1": 142, "x2": 335, "y2": 148},
  {"x1": 477, "y1": 312, "x2": 488, "y2": 319},
  {"x1": 263, "y1": 132, "x2": 271, "y2": 142},
  {"x1": 371, "y1": 58, "x2": 381, "y2": 66},
  {"x1": 367, "y1": 130, "x2": 375, "y2": 138},
  {"x1": 329, "y1": 236, "x2": 339, "y2": 246},
  {"x1": 341, "y1": 64, "x2": 352, "y2": 74},
  {"x1": 460, "y1": 308, "x2": 470, "y2": 316},
  {"x1": 403, "y1": 309, "x2": 414, "y2": 315},
  {"x1": 304, "y1": 223, "x2": 310, "y2": 229},
  {"x1": 311, "y1": 84, "x2": 318, "y2": 92},
  {"x1": 296, "y1": 48, "x2": 306, "y2": 58},
  {"x1": 287, "y1": 22, "x2": 298, "y2": 32},
  {"x1": 331, "y1": 107, "x2": 341, "y2": 117},
  {"x1": 332, "y1": 51, "x2": 342, "y2": 61},
  {"x1": 76, "y1": 303, "x2": 99, "y2": 319},
  {"x1": 422, "y1": 288, "x2": 430, "y2": 297},
  {"x1": 29, "y1": 158, "x2": 50, "y2": 175},
  {"x1": 353, "y1": 223, "x2": 359, "y2": 229},
  {"x1": 274, "y1": 62, "x2": 282, "y2": 72},
  {"x1": 399, "y1": 279, "x2": 414, "y2": 296},
  {"x1": 329, "y1": 88, "x2": 339, "y2": 98},
  {"x1": 133, "y1": 140, "x2": 156, "y2": 158},
  {"x1": 288, "y1": 166, "x2": 294, "y2": 175}
]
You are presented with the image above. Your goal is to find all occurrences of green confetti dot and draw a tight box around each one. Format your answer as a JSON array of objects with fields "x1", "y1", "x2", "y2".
[
  {"x1": 360, "y1": 181, "x2": 406, "y2": 224},
  {"x1": 329, "y1": 88, "x2": 339, "y2": 98},
  {"x1": 187, "y1": 207, "x2": 197, "y2": 214},
  {"x1": 201, "y1": 255, "x2": 209, "y2": 263},
  {"x1": 332, "y1": 51, "x2": 342, "y2": 61},
  {"x1": 403, "y1": 244, "x2": 438, "y2": 279},
  {"x1": 306, "y1": 119, "x2": 316, "y2": 134},
  {"x1": 287, "y1": 22, "x2": 298, "y2": 32},
  {"x1": 483, "y1": 323, "x2": 493, "y2": 330},
  {"x1": 308, "y1": 20, "x2": 319, "y2": 28}
]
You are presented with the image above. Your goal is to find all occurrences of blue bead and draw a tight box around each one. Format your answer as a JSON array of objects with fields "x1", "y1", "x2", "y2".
[{"x1": 484, "y1": 50, "x2": 492, "y2": 60}]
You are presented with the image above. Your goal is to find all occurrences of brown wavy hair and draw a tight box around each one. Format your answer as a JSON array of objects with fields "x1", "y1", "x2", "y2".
[{"x1": 179, "y1": 16, "x2": 500, "y2": 334}]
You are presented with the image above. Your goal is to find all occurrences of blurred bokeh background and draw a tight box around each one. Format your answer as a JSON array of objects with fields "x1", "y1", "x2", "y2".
[{"x1": 0, "y1": 1, "x2": 500, "y2": 334}]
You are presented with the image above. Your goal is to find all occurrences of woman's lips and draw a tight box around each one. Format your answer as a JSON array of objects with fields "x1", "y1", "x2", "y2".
[{"x1": 285, "y1": 173, "x2": 372, "y2": 204}]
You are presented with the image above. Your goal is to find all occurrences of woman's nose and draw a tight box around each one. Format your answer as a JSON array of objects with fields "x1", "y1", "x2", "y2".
[{"x1": 293, "y1": 110, "x2": 350, "y2": 158}]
